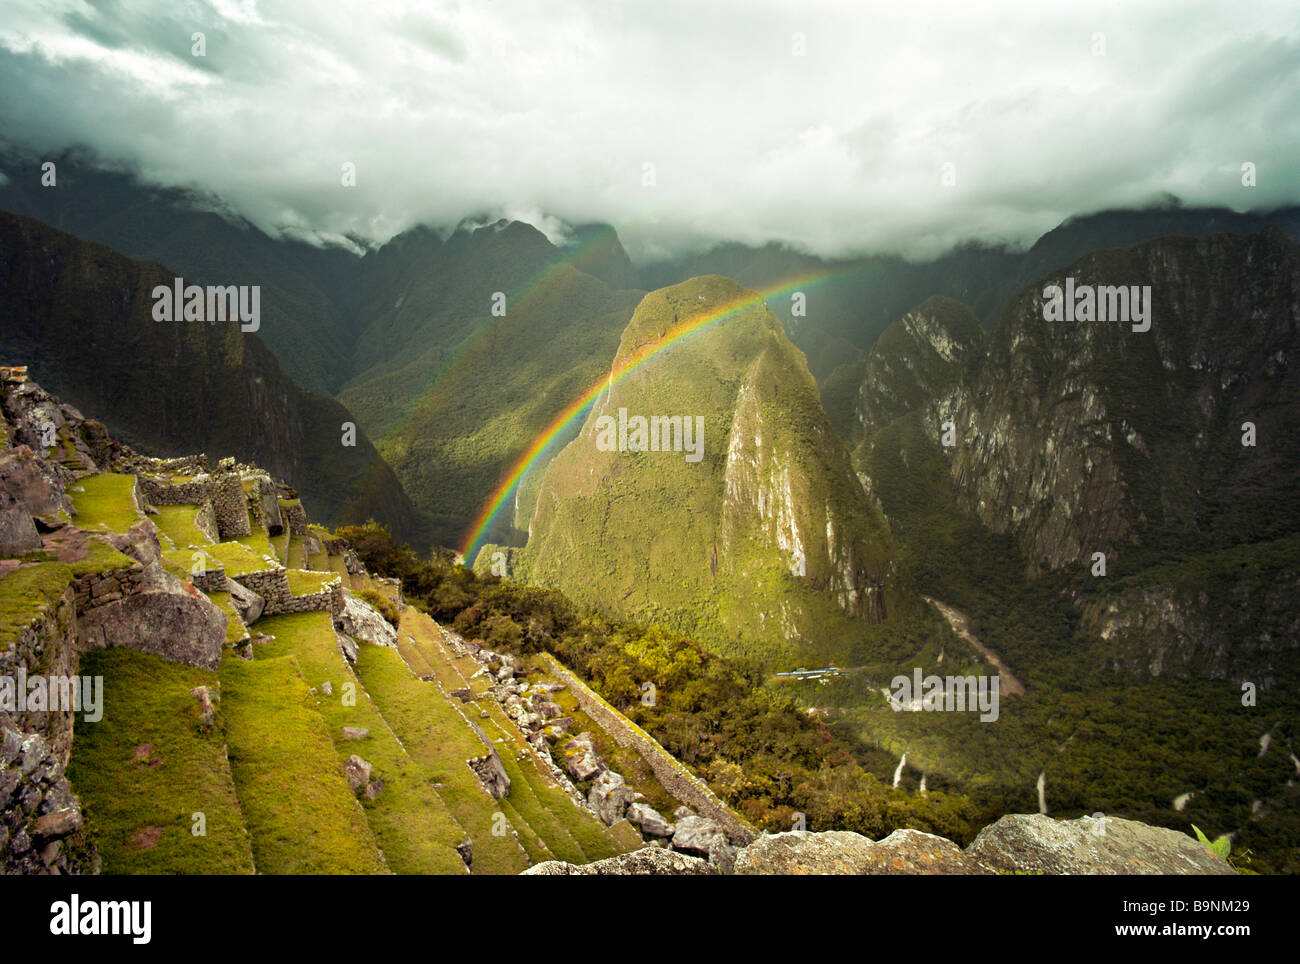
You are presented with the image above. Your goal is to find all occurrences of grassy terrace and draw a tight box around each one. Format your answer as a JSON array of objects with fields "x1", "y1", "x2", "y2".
[
  {"x1": 0, "y1": 562, "x2": 72, "y2": 642},
  {"x1": 394, "y1": 606, "x2": 639, "y2": 863},
  {"x1": 252, "y1": 612, "x2": 468, "y2": 874},
  {"x1": 286, "y1": 569, "x2": 337, "y2": 595},
  {"x1": 67, "y1": 649, "x2": 255, "y2": 874},
  {"x1": 352, "y1": 643, "x2": 536, "y2": 874},
  {"x1": 165, "y1": 539, "x2": 273, "y2": 578},
  {"x1": 219, "y1": 653, "x2": 389, "y2": 874},
  {"x1": 205, "y1": 591, "x2": 249, "y2": 644},
  {"x1": 69, "y1": 473, "x2": 140, "y2": 533},
  {"x1": 150, "y1": 505, "x2": 213, "y2": 549}
]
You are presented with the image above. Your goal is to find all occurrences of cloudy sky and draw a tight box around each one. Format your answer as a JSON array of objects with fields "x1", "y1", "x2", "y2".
[{"x1": 1, "y1": 0, "x2": 1297, "y2": 259}]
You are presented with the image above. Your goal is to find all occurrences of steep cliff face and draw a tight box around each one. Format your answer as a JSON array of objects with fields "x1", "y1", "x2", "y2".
[
  {"x1": 0, "y1": 212, "x2": 422, "y2": 543},
  {"x1": 936, "y1": 228, "x2": 1299, "y2": 575},
  {"x1": 501, "y1": 275, "x2": 898, "y2": 664},
  {"x1": 847, "y1": 227, "x2": 1300, "y2": 682}
]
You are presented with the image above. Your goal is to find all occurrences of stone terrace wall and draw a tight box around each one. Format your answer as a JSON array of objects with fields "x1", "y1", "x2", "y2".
[
  {"x1": 192, "y1": 500, "x2": 219, "y2": 544},
  {"x1": 0, "y1": 584, "x2": 95, "y2": 874},
  {"x1": 541, "y1": 653, "x2": 756, "y2": 845},
  {"x1": 211, "y1": 475, "x2": 251, "y2": 538},
  {"x1": 72, "y1": 565, "x2": 147, "y2": 612},
  {"x1": 231, "y1": 568, "x2": 290, "y2": 607},
  {"x1": 280, "y1": 502, "x2": 308, "y2": 536},
  {"x1": 138, "y1": 473, "x2": 250, "y2": 539},
  {"x1": 0, "y1": 584, "x2": 79, "y2": 764},
  {"x1": 266, "y1": 579, "x2": 343, "y2": 617},
  {"x1": 191, "y1": 567, "x2": 227, "y2": 594}
]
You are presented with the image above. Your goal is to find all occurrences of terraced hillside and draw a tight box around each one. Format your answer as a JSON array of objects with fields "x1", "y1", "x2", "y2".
[{"x1": 0, "y1": 378, "x2": 647, "y2": 874}]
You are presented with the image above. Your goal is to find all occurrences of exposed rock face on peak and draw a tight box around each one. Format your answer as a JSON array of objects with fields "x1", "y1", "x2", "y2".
[
  {"x1": 871, "y1": 230, "x2": 1299, "y2": 577},
  {"x1": 498, "y1": 275, "x2": 898, "y2": 663},
  {"x1": 846, "y1": 228, "x2": 1300, "y2": 681}
]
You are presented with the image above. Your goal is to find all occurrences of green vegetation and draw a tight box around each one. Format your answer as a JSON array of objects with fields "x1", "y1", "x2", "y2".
[
  {"x1": 355, "y1": 587, "x2": 400, "y2": 626},
  {"x1": 150, "y1": 505, "x2": 214, "y2": 548},
  {"x1": 218, "y1": 654, "x2": 389, "y2": 874},
  {"x1": 251, "y1": 612, "x2": 467, "y2": 874},
  {"x1": 350, "y1": 642, "x2": 531, "y2": 874},
  {"x1": 66, "y1": 649, "x2": 254, "y2": 874},
  {"x1": 340, "y1": 521, "x2": 977, "y2": 841},
  {"x1": 0, "y1": 562, "x2": 72, "y2": 641},
  {"x1": 500, "y1": 275, "x2": 899, "y2": 667},
  {"x1": 69, "y1": 473, "x2": 140, "y2": 533},
  {"x1": 285, "y1": 569, "x2": 337, "y2": 595}
]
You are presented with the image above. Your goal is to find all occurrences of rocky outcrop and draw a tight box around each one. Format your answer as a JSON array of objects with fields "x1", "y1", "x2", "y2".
[
  {"x1": 334, "y1": 590, "x2": 397, "y2": 649},
  {"x1": 735, "y1": 828, "x2": 985, "y2": 875},
  {"x1": 966, "y1": 813, "x2": 1237, "y2": 875},
  {"x1": 526, "y1": 813, "x2": 1240, "y2": 875},
  {"x1": 522, "y1": 847, "x2": 718, "y2": 875},
  {"x1": 0, "y1": 727, "x2": 95, "y2": 875},
  {"x1": 76, "y1": 563, "x2": 227, "y2": 671}
]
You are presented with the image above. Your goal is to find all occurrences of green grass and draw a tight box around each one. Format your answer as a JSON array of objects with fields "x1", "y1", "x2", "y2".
[
  {"x1": 394, "y1": 608, "x2": 635, "y2": 864},
  {"x1": 352, "y1": 643, "x2": 533, "y2": 874},
  {"x1": 236, "y1": 527, "x2": 278, "y2": 561},
  {"x1": 286, "y1": 569, "x2": 337, "y2": 595},
  {"x1": 0, "y1": 562, "x2": 72, "y2": 643},
  {"x1": 205, "y1": 591, "x2": 249, "y2": 644},
  {"x1": 286, "y1": 535, "x2": 307, "y2": 569},
  {"x1": 168, "y1": 540, "x2": 273, "y2": 578},
  {"x1": 250, "y1": 612, "x2": 468, "y2": 874},
  {"x1": 66, "y1": 540, "x2": 136, "y2": 578},
  {"x1": 309, "y1": 551, "x2": 329, "y2": 571},
  {"x1": 218, "y1": 653, "x2": 390, "y2": 874},
  {"x1": 150, "y1": 505, "x2": 214, "y2": 549},
  {"x1": 69, "y1": 473, "x2": 140, "y2": 533},
  {"x1": 65, "y1": 649, "x2": 255, "y2": 874}
]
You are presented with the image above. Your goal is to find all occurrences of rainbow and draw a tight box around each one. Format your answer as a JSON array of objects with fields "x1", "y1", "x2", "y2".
[{"x1": 458, "y1": 268, "x2": 856, "y2": 562}]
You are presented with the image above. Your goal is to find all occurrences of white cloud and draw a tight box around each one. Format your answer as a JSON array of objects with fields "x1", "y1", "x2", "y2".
[{"x1": 1, "y1": 0, "x2": 1297, "y2": 259}]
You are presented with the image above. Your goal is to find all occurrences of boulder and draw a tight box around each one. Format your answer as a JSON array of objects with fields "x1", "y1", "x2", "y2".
[
  {"x1": 0, "y1": 505, "x2": 41, "y2": 555},
  {"x1": 0, "y1": 445, "x2": 69, "y2": 523},
  {"x1": 588, "y1": 770, "x2": 639, "y2": 826},
  {"x1": 522, "y1": 847, "x2": 718, "y2": 875},
  {"x1": 343, "y1": 755, "x2": 372, "y2": 794},
  {"x1": 76, "y1": 564, "x2": 226, "y2": 670},
  {"x1": 625, "y1": 802, "x2": 674, "y2": 838},
  {"x1": 734, "y1": 829, "x2": 987, "y2": 875},
  {"x1": 561, "y1": 733, "x2": 605, "y2": 782},
  {"x1": 335, "y1": 630, "x2": 359, "y2": 664},
  {"x1": 966, "y1": 813, "x2": 1237, "y2": 875},
  {"x1": 334, "y1": 591, "x2": 397, "y2": 648},
  {"x1": 671, "y1": 814, "x2": 730, "y2": 859},
  {"x1": 225, "y1": 576, "x2": 265, "y2": 624},
  {"x1": 190, "y1": 686, "x2": 216, "y2": 729},
  {"x1": 342, "y1": 726, "x2": 369, "y2": 741}
]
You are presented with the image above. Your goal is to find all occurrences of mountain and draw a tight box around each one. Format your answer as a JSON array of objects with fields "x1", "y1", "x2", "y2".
[
  {"x1": 0, "y1": 210, "x2": 421, "y2": 542},
  {"x1": 846, "y1": 227, "x2": 1300, "y2": 682},
  {"x1": 643, "y1": 203, "x2": 1300, "y2": 384},
  {"x1": 484, "y1": 275, "x2": 902, "y2": 665},
  {"x1": 0, "y1": 155, "x2": 358, "y2": 395}
]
